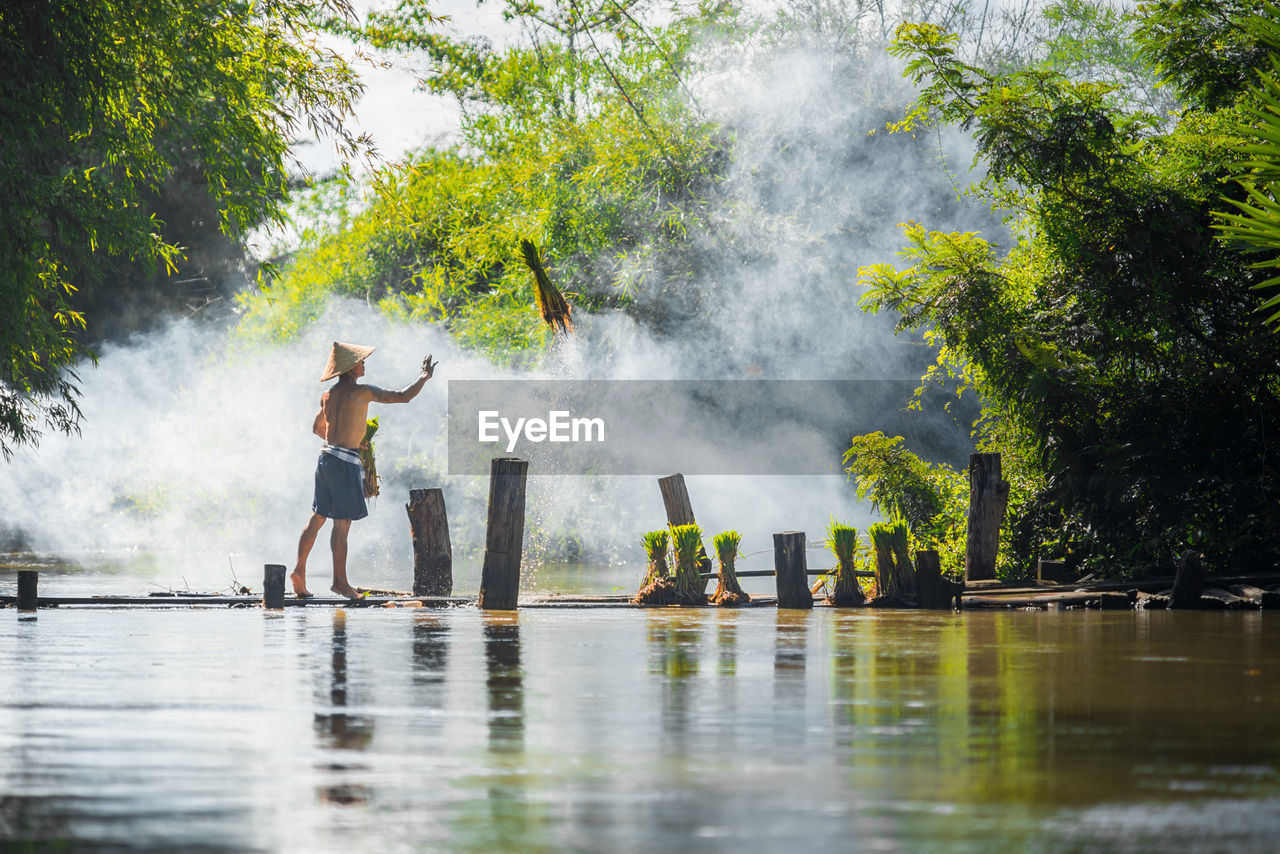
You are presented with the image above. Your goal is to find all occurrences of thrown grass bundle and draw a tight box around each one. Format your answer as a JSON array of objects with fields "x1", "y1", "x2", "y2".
[
  {"x1": 520, "y1": 239, "x2": 574, "y2": 335},
  {"x1": 671, "y1": 523, "x2": 709, "y2": 605},
  {"x1": 826, "y1": 521, "x2": 865, "y2": 607},
  {"x1": 360, "y1": 417, "x2": 380, "y2": 499},
  {"x1": 711, "y1": 530, "x2": 749, "y2": 606},
  {"x1": 868, "y1": 519, "x2": 915, "y2": 603},
  {"x1": 632, "y1": 529, "x2": 677, "y2": 606}
]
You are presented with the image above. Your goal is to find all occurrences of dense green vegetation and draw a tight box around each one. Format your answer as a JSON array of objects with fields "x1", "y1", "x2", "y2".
[
  {"x1": 0, "y1": 0, "x2": 365, "y2": 457},
  {"x1": 239, "y1": 0, "x2": 727, "y2": 358},
  {"x1": 850, "y1": 0, "x2": 1280, "y2": 577}
]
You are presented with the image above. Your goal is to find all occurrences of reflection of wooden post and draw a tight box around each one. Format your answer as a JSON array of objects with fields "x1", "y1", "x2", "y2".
[
  {"x1": 17, "y1": 570, "x2": 37, "y2": 612},
  {"x1": 964, "y1": 453, "x2": 1009, "y2": 582},
  {"x1": 1169, "y1": 551, "x2": 1205, "y2": 610},
  {"x1": 263, "y1": 565, "x2": 286, "y2": 610},
  {"x1": 407, "y1": 488, "x2": 452, "y2": 597},
  {"x1": 773, "y1": 531, "x2": 812, "y2": 610},
  {"x1": 479, "y1": 458, "x2": 528, "y2": 611},
  {"x1": 658, "y1": 473, "x2": 712, "y2": 588}
]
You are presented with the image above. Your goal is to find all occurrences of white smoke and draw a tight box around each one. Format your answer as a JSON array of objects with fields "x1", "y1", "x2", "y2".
[{"x1": 1, "y1": 9, "x2": 1000, "y2": 593}]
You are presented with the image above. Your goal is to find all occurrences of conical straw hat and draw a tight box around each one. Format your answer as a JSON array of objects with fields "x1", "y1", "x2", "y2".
[{"x1": 320, "y1": 341, "x2": 376, "y2": 381}]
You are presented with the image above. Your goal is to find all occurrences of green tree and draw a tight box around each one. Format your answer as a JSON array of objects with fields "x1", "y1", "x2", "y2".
[
  {"x1": 0, "y1": 0, "x2": 365, "y2": 457},
  {"x1": 855, "y1": 3, "x2": 1280, "y2": 576}
]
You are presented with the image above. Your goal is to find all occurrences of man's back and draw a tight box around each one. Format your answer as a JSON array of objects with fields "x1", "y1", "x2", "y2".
[{"x1": 321, "y1": 382, "x2": 372, "y2": 449}]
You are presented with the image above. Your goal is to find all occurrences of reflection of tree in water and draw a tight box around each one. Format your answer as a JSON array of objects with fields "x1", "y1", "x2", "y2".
[
  {"x1": 313, "y1": 609, "x2": 374, "y2": 806},
  {"x1": 646, "y1": 613, "x2": 702, "y2": 749}
]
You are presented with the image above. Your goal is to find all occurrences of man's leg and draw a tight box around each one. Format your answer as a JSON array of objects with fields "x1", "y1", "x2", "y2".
[
  {"x1": 291, "y1": 513, "x2": 327, "y2": 596},
  {"x1": 329, "y1": 518, "x2": 360, "y2": 600}
]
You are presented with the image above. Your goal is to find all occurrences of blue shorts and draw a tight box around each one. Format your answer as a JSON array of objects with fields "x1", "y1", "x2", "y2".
[{"x1": 313, "y1": 452, "x2": 368, "y2": 521}]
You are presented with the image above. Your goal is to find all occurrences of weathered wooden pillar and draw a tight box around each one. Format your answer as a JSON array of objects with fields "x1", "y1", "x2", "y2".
[
  {"x1": 658, "y1": 473, "x2": 712, "y2": 587},
  {"x1": 914, "y1": 549, "x2": 953, "y2": 610},
  {"x1": 1098, "y1": 591, "x2": 1130, "y2": 610},
  {"x1": 407, "y1": 488, "x2": 452, "y2": 597},
  {"x1": 479, "y1": 458, "x2": 528, "y2": 611},
  {"x1": 1169, "y1": 551, "x2": 1205, "y2": 610},
  {"x1": 773, "y1": 531, "x2": 812, "y2": 610},
  {"x1": 964, "y1": 453, "x2": 1009, "y2": 582},
  {"x1": 17, "y1": 570, "x2": 37, "y2": 613},
  {"x1": 263, "y1": 564, "x2": 286, "y2": 610},
  {"x1": 1037, "y1": 559, "x2": 1070, "y2": 584}
]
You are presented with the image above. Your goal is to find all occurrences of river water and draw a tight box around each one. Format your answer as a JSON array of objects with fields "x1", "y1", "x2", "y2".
[{"x1": 2, "y1": 589, "x2": 1278, "y2": 852}]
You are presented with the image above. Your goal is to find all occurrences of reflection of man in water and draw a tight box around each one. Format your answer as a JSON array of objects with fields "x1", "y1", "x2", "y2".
[{"x1": 291, "y1": 341, "x2": 437, "y2": 600}]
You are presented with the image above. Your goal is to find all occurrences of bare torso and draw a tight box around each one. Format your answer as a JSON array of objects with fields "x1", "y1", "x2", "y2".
[{"x1": 319, "y1": 381, "x2": 373, "y2": 449}]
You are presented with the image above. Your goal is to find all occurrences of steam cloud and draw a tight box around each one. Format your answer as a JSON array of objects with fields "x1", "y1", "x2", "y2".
[{"x1": 0, "y1": 15, "x2": 997, "y2": 593}]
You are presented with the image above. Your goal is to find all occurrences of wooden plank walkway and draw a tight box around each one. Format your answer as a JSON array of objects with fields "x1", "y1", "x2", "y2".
[{"x1": 0, "y1": 592, "x2": 779, "y2": 609}]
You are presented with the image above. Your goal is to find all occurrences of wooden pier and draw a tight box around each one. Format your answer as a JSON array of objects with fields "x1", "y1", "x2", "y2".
[{"x1": 7, "y1": 454, "x2": 1280, "y2": 614}]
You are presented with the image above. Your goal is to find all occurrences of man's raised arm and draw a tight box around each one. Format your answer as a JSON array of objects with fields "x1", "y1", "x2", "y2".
[{"x1": 370, "y1": 355, "x2": 437, "y2": 404}]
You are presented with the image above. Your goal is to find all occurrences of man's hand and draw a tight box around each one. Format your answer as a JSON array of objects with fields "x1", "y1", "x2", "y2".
[{"x1": 422, "y1": 354, "x2": 438, "y2": 379}]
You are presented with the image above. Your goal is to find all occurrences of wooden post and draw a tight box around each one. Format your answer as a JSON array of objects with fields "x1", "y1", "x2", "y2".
[
  {"x1": 773, "y1": 531, "x2": 812, "y2": 610},
  {"x1": 1098, "y1": 591, "x2": 1130, "y2": 610},
  {"x1": 263, "y1": 565, "x2": 286, "y2": 610},
  {"x1": 407, "y1": 488, "x2": 452, "y2": 597},
  {"x1": 964, "y1": 453, "x2": 1009, "y2": 582},
  {"x1": 1037, "y1": 559, "x2": 1070, "y2": 584},
  {"x1": 17, "y1": 570, "x2": 37, "y2": 612},
  {"x1": 1169, "y1": 551, "x2": 1206, "y2": 610},
  {"x1": 479, "y1": 458, "x2": 528, "y2": 611},
  {"x1": 914, "y1": 549, "x2": 955, "y2": 610},
  {"x1": 658, "y1": 473, "x2": 713, "y2": 588}
]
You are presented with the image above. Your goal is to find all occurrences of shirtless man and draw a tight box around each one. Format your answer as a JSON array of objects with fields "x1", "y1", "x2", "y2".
[{"x1": 291, "y1": 341, "x2": 438, "y2": 600}]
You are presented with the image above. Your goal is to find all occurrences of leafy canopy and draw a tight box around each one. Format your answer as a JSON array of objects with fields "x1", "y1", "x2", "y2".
[{"x1": 0, "y1": 0, "x2": 365, "y2": 457}]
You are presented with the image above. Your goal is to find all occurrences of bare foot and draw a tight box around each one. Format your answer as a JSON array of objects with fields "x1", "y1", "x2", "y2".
[
  {"x1": 330, "y1": 582, "x2": 361, "y2": 602},
  {"x1": 290, "y1": 570, "x2": 313, "y2": 598}
]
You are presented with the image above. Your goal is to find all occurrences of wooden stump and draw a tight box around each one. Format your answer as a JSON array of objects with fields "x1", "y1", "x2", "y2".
[
  {"x1": 964, "y1": 453, "x2": 1009, "y2": 582},
  {"x1": 479, "y1": 458, "x2": 528, "y2": 611},
  {"x1": 914, "y1": 550, "x2": 956, "y2": 610},
  {"x1": 263, "y1": 564, "x2": 286, "y2": 610},
  {"x1": 1098, "y1": 591, "x2": 1130, "y2": 610},
  {"x1": 17, "y1": 570, "x2": 37, "y2": 612},
  {"x1": 407, "y1": 488, "x2": 452, "y2": 597},
  {"x1": 773, "y1": 531, "x2": 812, "y2": 610},
  {"x1": 1037, "y1": 559, "x2": 1070, "y2": 584},
  {"x1": 1168, "y1": 551, "x2": 1205, "y2": 610},
  {"x1": 658, "y1": 473, "x2": 712, "y2": 591}
]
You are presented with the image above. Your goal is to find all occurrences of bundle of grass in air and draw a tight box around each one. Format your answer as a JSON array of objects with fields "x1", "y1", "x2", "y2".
[
  {"x1": 711, "y1": 530, "x2": 750, "y2": 606},
  {"x1": 360, "y1": 417, "x2": 379, "y2": 499},
  {"x1": 868, "y1": 519, "x2": 914, "y2": 604},
  {"x1": 671, "y1": 523, "x2": 709, "y2": 605},
  {"x1": 632, "y1": 529, "x2": 677, "y2": 606},
  {"x1": 826, "y1": 521, "x2": 865, "y2": 607}
]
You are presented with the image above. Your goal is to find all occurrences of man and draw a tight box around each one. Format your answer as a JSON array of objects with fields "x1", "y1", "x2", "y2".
[{"x1": 291, "y1": 341, "x2": 437, "y2": 600}]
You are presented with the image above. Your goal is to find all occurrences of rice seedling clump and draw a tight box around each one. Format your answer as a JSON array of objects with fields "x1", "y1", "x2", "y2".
[{"x1": 711, "y1": 530, "x2": 750, "y2": 606}]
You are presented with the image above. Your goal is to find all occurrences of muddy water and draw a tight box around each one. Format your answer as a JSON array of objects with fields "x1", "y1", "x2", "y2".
[{"x1": 1, "y1": 604, "x2": 1277, "y2": 852}]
